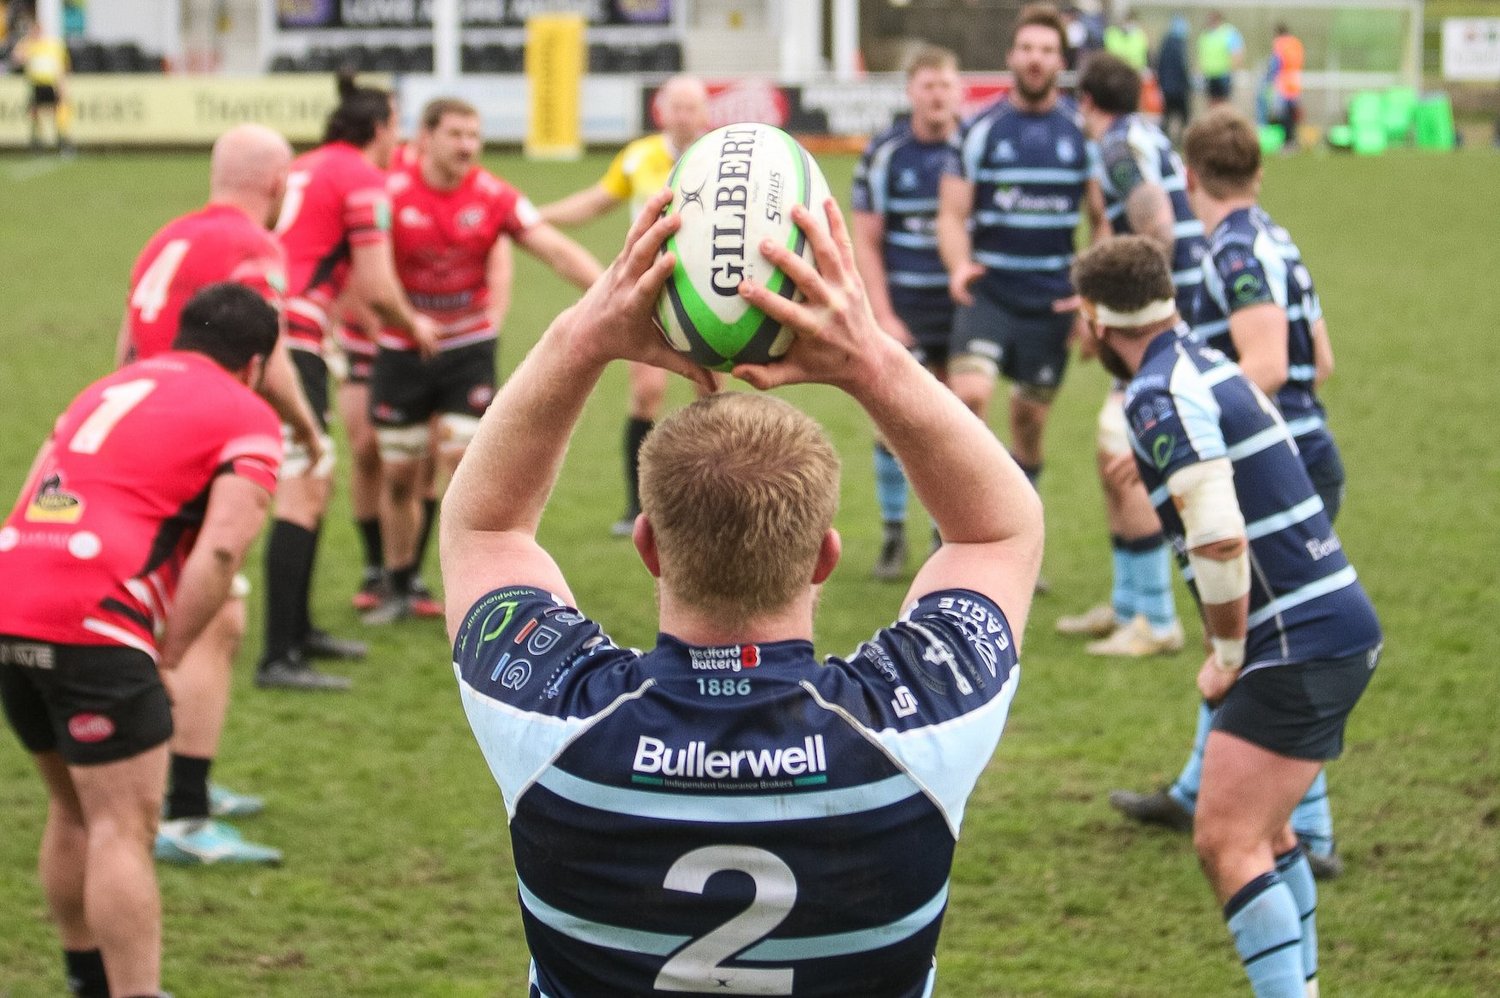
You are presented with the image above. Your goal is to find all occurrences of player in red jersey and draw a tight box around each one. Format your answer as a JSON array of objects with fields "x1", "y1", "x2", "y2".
[
  {"x1": 118, "y1": 124, "x2": 310, "y2": 866},
  {"x1": 362, "y1": 97, "x2": 600, "y2": 623},
  {"x1": 0, "y1": 285, "x2": 281, "y2": 998},
  {"x1": 259, "y1": 77, "x2": 439, "y2": 689}
]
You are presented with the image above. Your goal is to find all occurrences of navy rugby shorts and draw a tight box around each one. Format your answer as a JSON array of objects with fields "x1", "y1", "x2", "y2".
[{"x1": 1214, "y1": 645, "x2": 1381, "y2": 760}]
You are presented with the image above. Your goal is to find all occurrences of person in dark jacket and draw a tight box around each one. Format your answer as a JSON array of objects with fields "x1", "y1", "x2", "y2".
[{"x1": 1155, "y1": 15, "x2": 1192, "y2": 142}]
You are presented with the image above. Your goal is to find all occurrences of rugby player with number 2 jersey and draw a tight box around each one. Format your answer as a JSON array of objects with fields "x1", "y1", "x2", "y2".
[
  {"x1": 119, "y1": 123, "x2": 305, "y2": 866},
  {"x1": 1073, "y1": 236, "x2": 1379, "y2": 998},
  {"x1": 443, "y1": 191, "x2": 1042, "y2": 996},
  {"x1": 0, "y1": 285, "x2": 282, "y2": 998},
  {"x1": 362, "y1": 97, "x2": 600, "y2": 625}
]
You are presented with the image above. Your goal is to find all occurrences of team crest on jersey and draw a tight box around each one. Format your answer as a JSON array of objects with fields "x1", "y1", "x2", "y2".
[
  {"x1": 897, "y1": 168, "x2": 919, "y2": 192},
  {"x1": 996, "y1": 139, "x2": 1016, "y2": 161},
  {"x1": 398, "y1": 205, "x2": 432, "y2": 228},
  {"x1": 457, "y1": 205, "x2": 486, "y2": 230},
  {"x1": 25, "y1": 474, "x2": 83, "y2": 524},
  {"x1": 1056, "y1": 137, "x2": 1076, "y2": 162}
]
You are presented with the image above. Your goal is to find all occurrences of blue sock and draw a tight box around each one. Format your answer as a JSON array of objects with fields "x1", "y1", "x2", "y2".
[
  {"x1": 1276, "y1": 846, "x2": 1319, "y2": 989},
  {"x1": 1291, "y1": 770, "x2": 1335, "y2": 857},
  {"x1": 1123, "y1": 534, "x2": 1177, "y2": 632},
  {"x1": 1168, "y1": 701, "x2": 1215, "y2": 813},
  {"x1": 1224, "y1": 872, "x2": 1306, "y2": 998},
  {"x1": 1109, "y1": 536, "x2": 1135, "y2": 624},
  {"x1": 874, "y1": 443, "x2": 908, "y2": 525}
]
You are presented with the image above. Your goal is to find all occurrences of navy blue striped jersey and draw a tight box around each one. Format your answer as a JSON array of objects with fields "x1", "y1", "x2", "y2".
[
  {"x1": 454, "y1": 586, "x2": 1022, "y2": 997},
  {"x1": 1092, "y1": 113, "x2": 1206, "y2": 315},
  {"x1": 851, "y1": 120, "x2": 958, "y2": 313},
  {"x1": 946, "y1": 97, "x2": 1094, "y2": 312},
  {"x1": 1123, "y1": 328, "x2": 1380, "y2": 671},
  {"x1": 1188, "y1": 205, "x2": 1335, "y2": 469}
]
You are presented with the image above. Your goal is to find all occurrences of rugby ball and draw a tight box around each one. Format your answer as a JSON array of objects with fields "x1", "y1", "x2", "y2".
[{"x1": 656, "y1": 122, "x2": 831, "y2": 371}]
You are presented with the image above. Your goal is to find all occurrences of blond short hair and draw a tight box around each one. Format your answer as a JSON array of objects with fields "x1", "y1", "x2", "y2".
[
  {"x1": 905, "y1": 44, "x2": 959, "y2": 79},
  {"x1": 640, "y1": 393, "x2": 841, "y2": 626},
  {"x1": 1183, "y1": 107, "x2": 1261, "y2": 199},
  {"x1": 421, "y1": 96, "x2": 479, "y2": 131}
]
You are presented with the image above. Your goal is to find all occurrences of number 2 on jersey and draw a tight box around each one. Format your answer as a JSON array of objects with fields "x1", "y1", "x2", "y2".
[
  {"x1": 655, "y1": 846, "x2": 797, "y2": 995},
  {"x1": 69, "y1": 379, "x2": 157, "y2": 454}
]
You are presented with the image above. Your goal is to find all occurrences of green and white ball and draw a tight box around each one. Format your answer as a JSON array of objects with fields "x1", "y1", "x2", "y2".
[{"x1": 656, "y1": 122, "x2": 831, "y2": 371}]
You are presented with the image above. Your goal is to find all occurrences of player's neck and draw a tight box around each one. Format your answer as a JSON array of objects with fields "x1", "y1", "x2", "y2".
[
  {"x1": 911, "y1": 115, "x2": 955, "y2": 143},
  {"x1": 421, "y1": 158, "x2": 466, "y2": 192},
  {"x1": 658, "y1": 590, "x2": 816, "y2": 647},
  {"x1": 206, "y1": 196, "x2": 265, "y2": 228},
  {"x1": 1114, "y1": 319, "x2": 1178, "y2": 374},
  {"x1": 1197, "y1": 194, "x2": 1257, "y2": 233},
  {"x1": 1008, "y1": 88, "x2": 1058, "y2": 114}
]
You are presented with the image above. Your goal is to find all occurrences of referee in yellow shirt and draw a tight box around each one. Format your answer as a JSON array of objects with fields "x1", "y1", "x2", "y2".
[
  {"x1": 11, "y1": 18, "x2": 72, "y2": 153},
  {"x1": 540, "y1": 75, "x2": 711, "y2": 536}
]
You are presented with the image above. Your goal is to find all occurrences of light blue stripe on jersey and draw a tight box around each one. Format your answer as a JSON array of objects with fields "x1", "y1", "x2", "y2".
[
  {"x1": 457, "y1": 665, "x2": 653, "y2": 818},
  {"x1": 1167, "y1": 349, "x2": 1229, "y2": 461},
  {"x1": 1195, "y1": 317, "x2": 1229, "y2": 339},
  {"x1": 1226, "y1": 424, "x2": 1292, "y2": 462},
  {"x1": 974, "y1": 210, "x2": 1081, "y2": 229},
  {"x1": 974, "y1": 249, "x2": 1074, "y2": 271},
  {"x1": 806, "y1": 661, "x2": 1021, "y2": 836},
  {"x1": 1288, "y1": 363, "x2": 1317, "y2": 382},
  {"x1": 518, "y1": 877, "x2": 949, "y2": 960},
  {"x1": 890, "y1": 272, "x2": 950, "y2": 288},
  {"x1": 1175, "y1": 267, "x2": 1206, "y2": 287},
  {"x1": 1174, "y1": 219, "x2": 1205, "y2": 239},
  {"x1": 1247, "y1": 565, "x2": 1359, "y2": 631},
  {"x1": 1106, "y1": 202, "x2": 1127, "y2": 221},
  {"x1": 533, "y1": 766, "x2": 920, "y2": 823},
  {"x1": 865, "y1": 135, "x2": 898, "y2": 214},
  {"x1": 975, "y1": 166, "x2": 1091, "y2": 185},
  {"x1": 889, "y1": 196, "x2": 938, "y2": 213},
  {"x1": 1201, "y1": 363, "x2": 1239, "y2": 388},
  {"x1": 1149, "y1": 484, "x2": 1169, "y2": 507},
  {"x1": 1283, "y1": 414, "x2": 1325, "y2": 437},
  {"x1": 1253, "y1": 230, "x2": 1291, "y2": 307},
  {"x1": 886, "y1": 231, "x2": 939, "y2": 249},
  {"x1": 1246, "y1": 494, "x2": 1324, "y2": 540},
  {"x1": 744, "y1": 883, "x2": 949, "y2": 961}
]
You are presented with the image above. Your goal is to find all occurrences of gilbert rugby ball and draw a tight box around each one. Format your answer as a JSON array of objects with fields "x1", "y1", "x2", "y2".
[{"x1": 657, "y1": 122, "x2": 831, "y2": 371}]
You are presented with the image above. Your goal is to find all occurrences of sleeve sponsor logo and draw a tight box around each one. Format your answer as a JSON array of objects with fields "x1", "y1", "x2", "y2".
[
  {"x1": 1231, "y1": 272, "x2": 1264, "y2": 304},
  {"x1": 1152, "y1": 433, "x2": 1175, "y2": 469},
  {"x1": 25, "y1": 473, "x2": 84, "y2": 524}
]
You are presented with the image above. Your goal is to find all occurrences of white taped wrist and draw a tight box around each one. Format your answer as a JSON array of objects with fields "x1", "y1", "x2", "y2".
[{"x1": 1211, "y1": 636, "x2": 1245, "y2": 671}]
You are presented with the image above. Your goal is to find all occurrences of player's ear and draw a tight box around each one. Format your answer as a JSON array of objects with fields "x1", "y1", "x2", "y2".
[
  {"x1": 633, "y1": 514, "x2": 661, "y2": 578},
  {"x1": 812, "y1": 528, "x2": 841, "y2": 585}
]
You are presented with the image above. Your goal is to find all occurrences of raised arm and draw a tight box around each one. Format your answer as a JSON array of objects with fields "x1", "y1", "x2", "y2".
[
  {"x1": 737, "y1": 200, "x2": 1044, "y2": 641},
  {"x1": 515, "y1": 222, "x2": 605, "y2": 291},
  {"x1": 538, "y1": 185, "x2": 621, "y2": 228},
  {"x1": 441, "y1": 190, "x2": 712, "y2": 638}
]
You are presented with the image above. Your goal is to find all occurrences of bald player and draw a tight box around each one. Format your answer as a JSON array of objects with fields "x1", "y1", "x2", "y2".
[
  {"x1": 540, "y1": 75, "x2": 714, "y2": 536},
  {"x1": 119, "y1": 123, "x2": 317, "y2": 865}
]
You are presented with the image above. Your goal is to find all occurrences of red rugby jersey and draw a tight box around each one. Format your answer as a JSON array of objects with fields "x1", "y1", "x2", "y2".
[
  {"x1": 275, "y1": 141, "x2": 391, "y2": 351},
  {"x1": 125, "y1": 203, "x2": 285, "y2": 362},
  {"x1": 381, "y1": 163, "x2": 538, "y2": 351},
  {"x1": 0, "y1": 353, "x2": 281, "y2": 657}
]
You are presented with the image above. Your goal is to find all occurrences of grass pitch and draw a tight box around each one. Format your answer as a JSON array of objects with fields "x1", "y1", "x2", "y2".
[{"x1": 1, "y1": 147, "x2": 1497, "y2": 996}]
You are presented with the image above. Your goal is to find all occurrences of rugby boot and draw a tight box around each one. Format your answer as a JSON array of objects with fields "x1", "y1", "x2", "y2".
[
  {"x1": 1056, "y1": 603, "x2": 1119, "y2": 638},
  {"x1": 1108, "y1": 786, "x2": 1194, "y2": 832},
  {"x1": 872, "y1": 528, "x2": 908, "y2": 582},
  {"x1": 351, "y1": 568, "x2": 383, "y2": 611},
  {"x1": 361, "y1": 581, "x2": 413, "y2": 626},
  {"x1": 1086, "y1": 615, "x2": 1185, "y2": 657},
  {"x1": 1302, "y1": 841, "x2": 1345, "y2": 881},
  {"x1": 209, "y1": 783, "x2": 266, "y2": 819},
  {"x1": 408, "y1": 578, "x2": 444, "y2": 619},
  {"x1": 303, "y1": 627, "x2": 368, "y2": 660},
  {"x1": 155, "y1": 818, "x2": 282, "y2": 866},
  {"x1": 255, "y1": 650, "x2": 351, "y2": 692}
]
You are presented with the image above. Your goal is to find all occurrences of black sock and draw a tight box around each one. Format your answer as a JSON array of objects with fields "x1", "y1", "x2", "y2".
[
  {"x1": 356, "y1": 517, "x2": 383, "y2": 573},
  {"x1": 624, "y1": 417, "x2": 654, "y2": 515},
  {"x1": 63, "y1": 948, "x2": 108, "y2": 998},
  {"x1": 298, "y1": 521, "x2": 323, "y2": 644},
  {"x1": 165, "y1": 753, "x2": 213, "y2": 821},
  {"x1": 413, "y1": 497, "x2": 438, "y2": 577},
  {"x1": 263, "y1": 519, "x2": 317, "y2": 662}
]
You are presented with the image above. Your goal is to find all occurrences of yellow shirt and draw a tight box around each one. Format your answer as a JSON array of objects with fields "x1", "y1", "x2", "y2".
[
  {"x1": 599, "y1": 134, "x2": 680, "y2": 214},
  {"x1": 22, "y1": 36, "x2": 68, "y2": 86}
]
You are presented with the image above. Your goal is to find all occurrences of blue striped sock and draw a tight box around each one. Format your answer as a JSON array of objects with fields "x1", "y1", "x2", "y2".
[
  {"x1": 1125, "y1": 535, "x2": 1178, "y2": 631},
  {"x1": 1276, "y1": 846, "x2": 1319, "y2": 988},
  {"x1": 1110, "y1": 536, "x2": 1135, "y2": 624},
  {"x1": 1169, "y1": 701, "x2": 1215, "y2": 813},
  {"x1": 873, "y1": 443, "x2": 908, "y2": 525},
  {"x1": 1291, "y1": 770, "x2": 1335, "y2": 857},
  {"x1": 1225, "y1": 871, "x2": 1306, "y2": 998}
]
